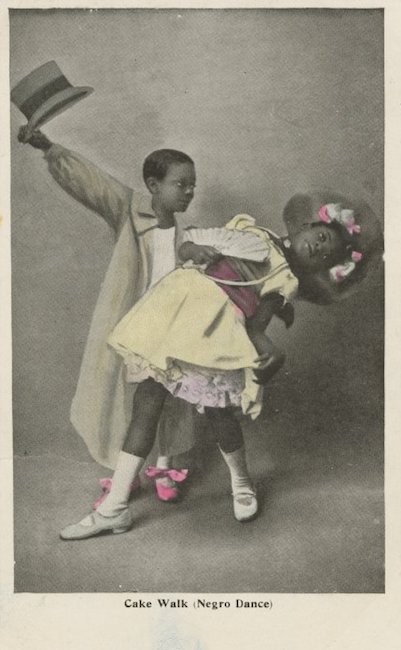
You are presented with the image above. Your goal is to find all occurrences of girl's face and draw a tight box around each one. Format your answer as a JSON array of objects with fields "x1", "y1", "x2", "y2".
[
  {"x1": 149, "y1": 162, "x2": 196, "y2": 214},
  {"x1": 290, "y1": 224, "x2": 345, "y2": 273}
]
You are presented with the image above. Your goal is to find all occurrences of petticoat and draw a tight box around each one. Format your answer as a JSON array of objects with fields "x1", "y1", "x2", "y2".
[{"x1": 124, "y1": 353, "x2": 244, "y2": 413}]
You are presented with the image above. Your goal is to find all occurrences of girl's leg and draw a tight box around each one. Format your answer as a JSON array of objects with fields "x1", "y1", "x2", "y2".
[
  {"x1": 206, "y1": 407, "x2": 244, "y2": 453},
  {"x1": 60, "y1": 379, "x2": 167, "y2": 540},
  {"x1": 150, "y1": 455, "x2": 180, "y2": 502},
  {"x1": 205, "y1": 407, "x2": 258, "y2": 522}
]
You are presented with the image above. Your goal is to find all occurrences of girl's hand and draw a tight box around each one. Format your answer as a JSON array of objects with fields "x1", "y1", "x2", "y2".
[
  {"x1": 18, "y1": 127, "x2": 52, "y2": 150},
  {"x1": 250, "y1": 294, "x2": 295, "y2": 330},
  {"x1": 179, "y1": 241, "x2": 222, "y2": 266},
  {"x1": 247, "y1": 293, "x2": 283, "y2": 333},
  {"x1": 276, "y1": 302, "x2": 295, "y2": 329},
  {"x1": 253, "y1": 351, "x2": 285, "y2": 385}
]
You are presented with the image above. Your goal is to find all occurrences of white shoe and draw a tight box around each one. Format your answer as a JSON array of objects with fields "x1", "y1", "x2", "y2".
[
  {"x1": 233, "y1": 489, "x2": 258, "y2": 522},
  {"x1": 60, "y1": 508, "x2": 132, "y2": 540}
]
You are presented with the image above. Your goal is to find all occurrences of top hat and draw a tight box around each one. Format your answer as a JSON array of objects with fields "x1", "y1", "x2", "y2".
[
  {"x1": 11, "y1": 60, "x2": 93, "y2": 139},
  {"x1": 282, "y1": 191, "x2": 384, "y2": 304}
]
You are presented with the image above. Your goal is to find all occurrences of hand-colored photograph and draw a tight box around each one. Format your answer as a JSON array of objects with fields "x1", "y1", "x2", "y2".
[{"x1": 9, "y1": 7, "x2": 384, "y2": 594}]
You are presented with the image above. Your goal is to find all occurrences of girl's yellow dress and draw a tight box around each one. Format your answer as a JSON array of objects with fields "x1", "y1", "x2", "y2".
[{"x1": 108, "y1": 215, "x2": 298, "y2": 419}]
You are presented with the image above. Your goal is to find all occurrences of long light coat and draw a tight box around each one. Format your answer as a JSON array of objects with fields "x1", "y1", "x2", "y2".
[{"x1": 44, "y1": 144, "x2": 195, "y2": 469}]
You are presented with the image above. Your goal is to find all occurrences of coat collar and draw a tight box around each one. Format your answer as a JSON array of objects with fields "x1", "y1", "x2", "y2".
[
  {"x1": 137, "y1": 193, "x2": 157, "y2": 218},
  {"x1": 131, "y1": 192, "x2": 177, "y2": 236},
  {"x1": 132, "y1": 192, "x2": 159, "y2": 235}
]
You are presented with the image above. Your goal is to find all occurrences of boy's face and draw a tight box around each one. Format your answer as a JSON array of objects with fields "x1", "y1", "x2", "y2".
[
  {"x1": 149, "y1": 162, "x2": 196, "y2": 214},
  {"x1": 290, "y1": 223, "x2": 345, "y2": 273}
]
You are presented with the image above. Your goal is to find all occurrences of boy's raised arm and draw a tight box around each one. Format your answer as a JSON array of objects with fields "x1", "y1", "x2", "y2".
[{"x1": 18, "y1": 127, "x2": 132, "y2": 234}]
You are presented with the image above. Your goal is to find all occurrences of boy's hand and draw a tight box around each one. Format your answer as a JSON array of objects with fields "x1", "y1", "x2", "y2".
[
  {"x1": 179, "y1": 241, "x2": 222, "y2": 266},
  {"x1": 18, "y1": 126, "x2": 52, "y2": 150}
]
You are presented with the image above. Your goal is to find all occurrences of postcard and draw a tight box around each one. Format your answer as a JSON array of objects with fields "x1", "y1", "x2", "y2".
[{"x1": 1, "y1": 1, "x2": 400, "y2": 648}]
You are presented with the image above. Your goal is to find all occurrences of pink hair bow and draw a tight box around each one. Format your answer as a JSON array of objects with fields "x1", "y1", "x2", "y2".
[
  {"x1": 145, "y1": 467, "x2": 189, "y2": 482},
  {"x1": 329, "y1": 251, "x2": 364, "y2": 283},
  {"x1": 319, "y1": 203, "x2": 361, "y2": 236}
]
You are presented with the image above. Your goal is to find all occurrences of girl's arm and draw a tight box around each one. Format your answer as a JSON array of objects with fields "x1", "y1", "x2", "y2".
[
  {"x1": 247, "y1": 293, "x2": 293, "y2": 334},
  {"x1": 18, "y1": 128, "x2": 132, "y2": 235},
  {"x1": 246, "y1": 293, "x2": 290, "y2": 385}
]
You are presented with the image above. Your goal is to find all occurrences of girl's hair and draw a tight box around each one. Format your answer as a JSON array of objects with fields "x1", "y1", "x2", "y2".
[
  {"x1": 142, "y1": 149, "x2": 194, "y2": 183},
  {"x1": 282, "y1": 191, "x2": 384, "y2": 304}
]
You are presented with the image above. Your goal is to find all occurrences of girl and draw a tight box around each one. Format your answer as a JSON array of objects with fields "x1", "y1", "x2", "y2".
[{"x1": 60, "y1": 190, "x2": 383, "y2": 540}]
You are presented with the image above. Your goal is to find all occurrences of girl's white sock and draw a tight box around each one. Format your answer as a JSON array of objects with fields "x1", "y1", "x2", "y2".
[
  {"x1": 155, "y1": 455, "x2": 174, "y2": 487},
  {"x1": 218, "y1": 445, "x2": 254, "y2": 494},
  {"x1": 97, "y1": 451, "x2": 144, "y2": 517},
  {"x1": 156, "y1": 455, "x2": 170, "y2": 469}
]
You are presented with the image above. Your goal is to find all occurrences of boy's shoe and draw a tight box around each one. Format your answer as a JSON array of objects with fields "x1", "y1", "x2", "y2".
[
  {"x1": 60, "y1": 508, "x2": 133, "y2": 540},
  {"x1": 92, "y1": 476, "x2": 141, "y2": 510},
  {"x1": 233, "y1": 488, "x2": 258, "y2": 522},
  {"x1": 145, "y1": 467, "x2": 188, "y2": 502}
]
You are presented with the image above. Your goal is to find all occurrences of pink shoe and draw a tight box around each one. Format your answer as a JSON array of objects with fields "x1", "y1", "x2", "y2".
[
  {"x1": 145, "y1": 467, "x2": 188, "y2": 502},
  {"x1": 92, "y1": 476, "x2": 141, "y2": 510}
]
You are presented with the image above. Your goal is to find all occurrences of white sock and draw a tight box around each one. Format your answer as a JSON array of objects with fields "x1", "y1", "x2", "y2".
[
  {"x1": 156, "y1": 455, "x2": 170, "y2": 469},
  {"x1": 218, "y1": 446, "x2": 254, "y2": 495},
  {"x1": 97, "y1": 451, "x2": 144, "y2": 517},
  {"x1": 155, "y1": 455, "x2": 173, "y2": 486}
]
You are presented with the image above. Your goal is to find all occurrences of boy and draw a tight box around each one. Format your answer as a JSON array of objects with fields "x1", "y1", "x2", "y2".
[{"x1": 18, "y1": 126, "x2": 203, "y2": 504}]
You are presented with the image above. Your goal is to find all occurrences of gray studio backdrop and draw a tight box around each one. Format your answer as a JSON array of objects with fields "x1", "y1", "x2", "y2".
[{"x1": 10, "y1": 9, "x2": 384, "y2": 592}]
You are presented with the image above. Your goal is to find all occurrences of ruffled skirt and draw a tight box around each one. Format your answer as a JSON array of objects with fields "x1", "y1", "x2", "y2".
[{"x1": 108, "y1": 268, "x2": 263, "y2": 419}]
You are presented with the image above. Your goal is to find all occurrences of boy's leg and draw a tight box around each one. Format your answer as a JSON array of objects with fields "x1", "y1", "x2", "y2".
[
  {"x1": 122, "y1": 378, "x2": 168, "y2": 457},
  {"x1": 206, "y1": 407, "x2": 258, "y2": 522},
  {"x1": 95, "y1": 378, "x2": 168, "y2": 515},
  {"x1": 60, "y1": 379, "x2": 167, "y2": 540}
]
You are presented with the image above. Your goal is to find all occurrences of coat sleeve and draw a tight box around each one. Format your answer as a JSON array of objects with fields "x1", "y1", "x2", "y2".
[{"x1": 44, "y1": 144, "x2": 133, "y2": 234}]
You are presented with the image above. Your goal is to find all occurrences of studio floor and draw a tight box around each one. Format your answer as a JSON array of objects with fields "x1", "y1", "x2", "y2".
[{"x1": 14, "y1": 334, "x2": 384, "y2": 594}]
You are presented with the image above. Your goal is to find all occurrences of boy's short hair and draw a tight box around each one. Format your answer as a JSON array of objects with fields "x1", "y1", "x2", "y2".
[{"x1": 143, "y1": 149, "x2": 194, "y2": 183}]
